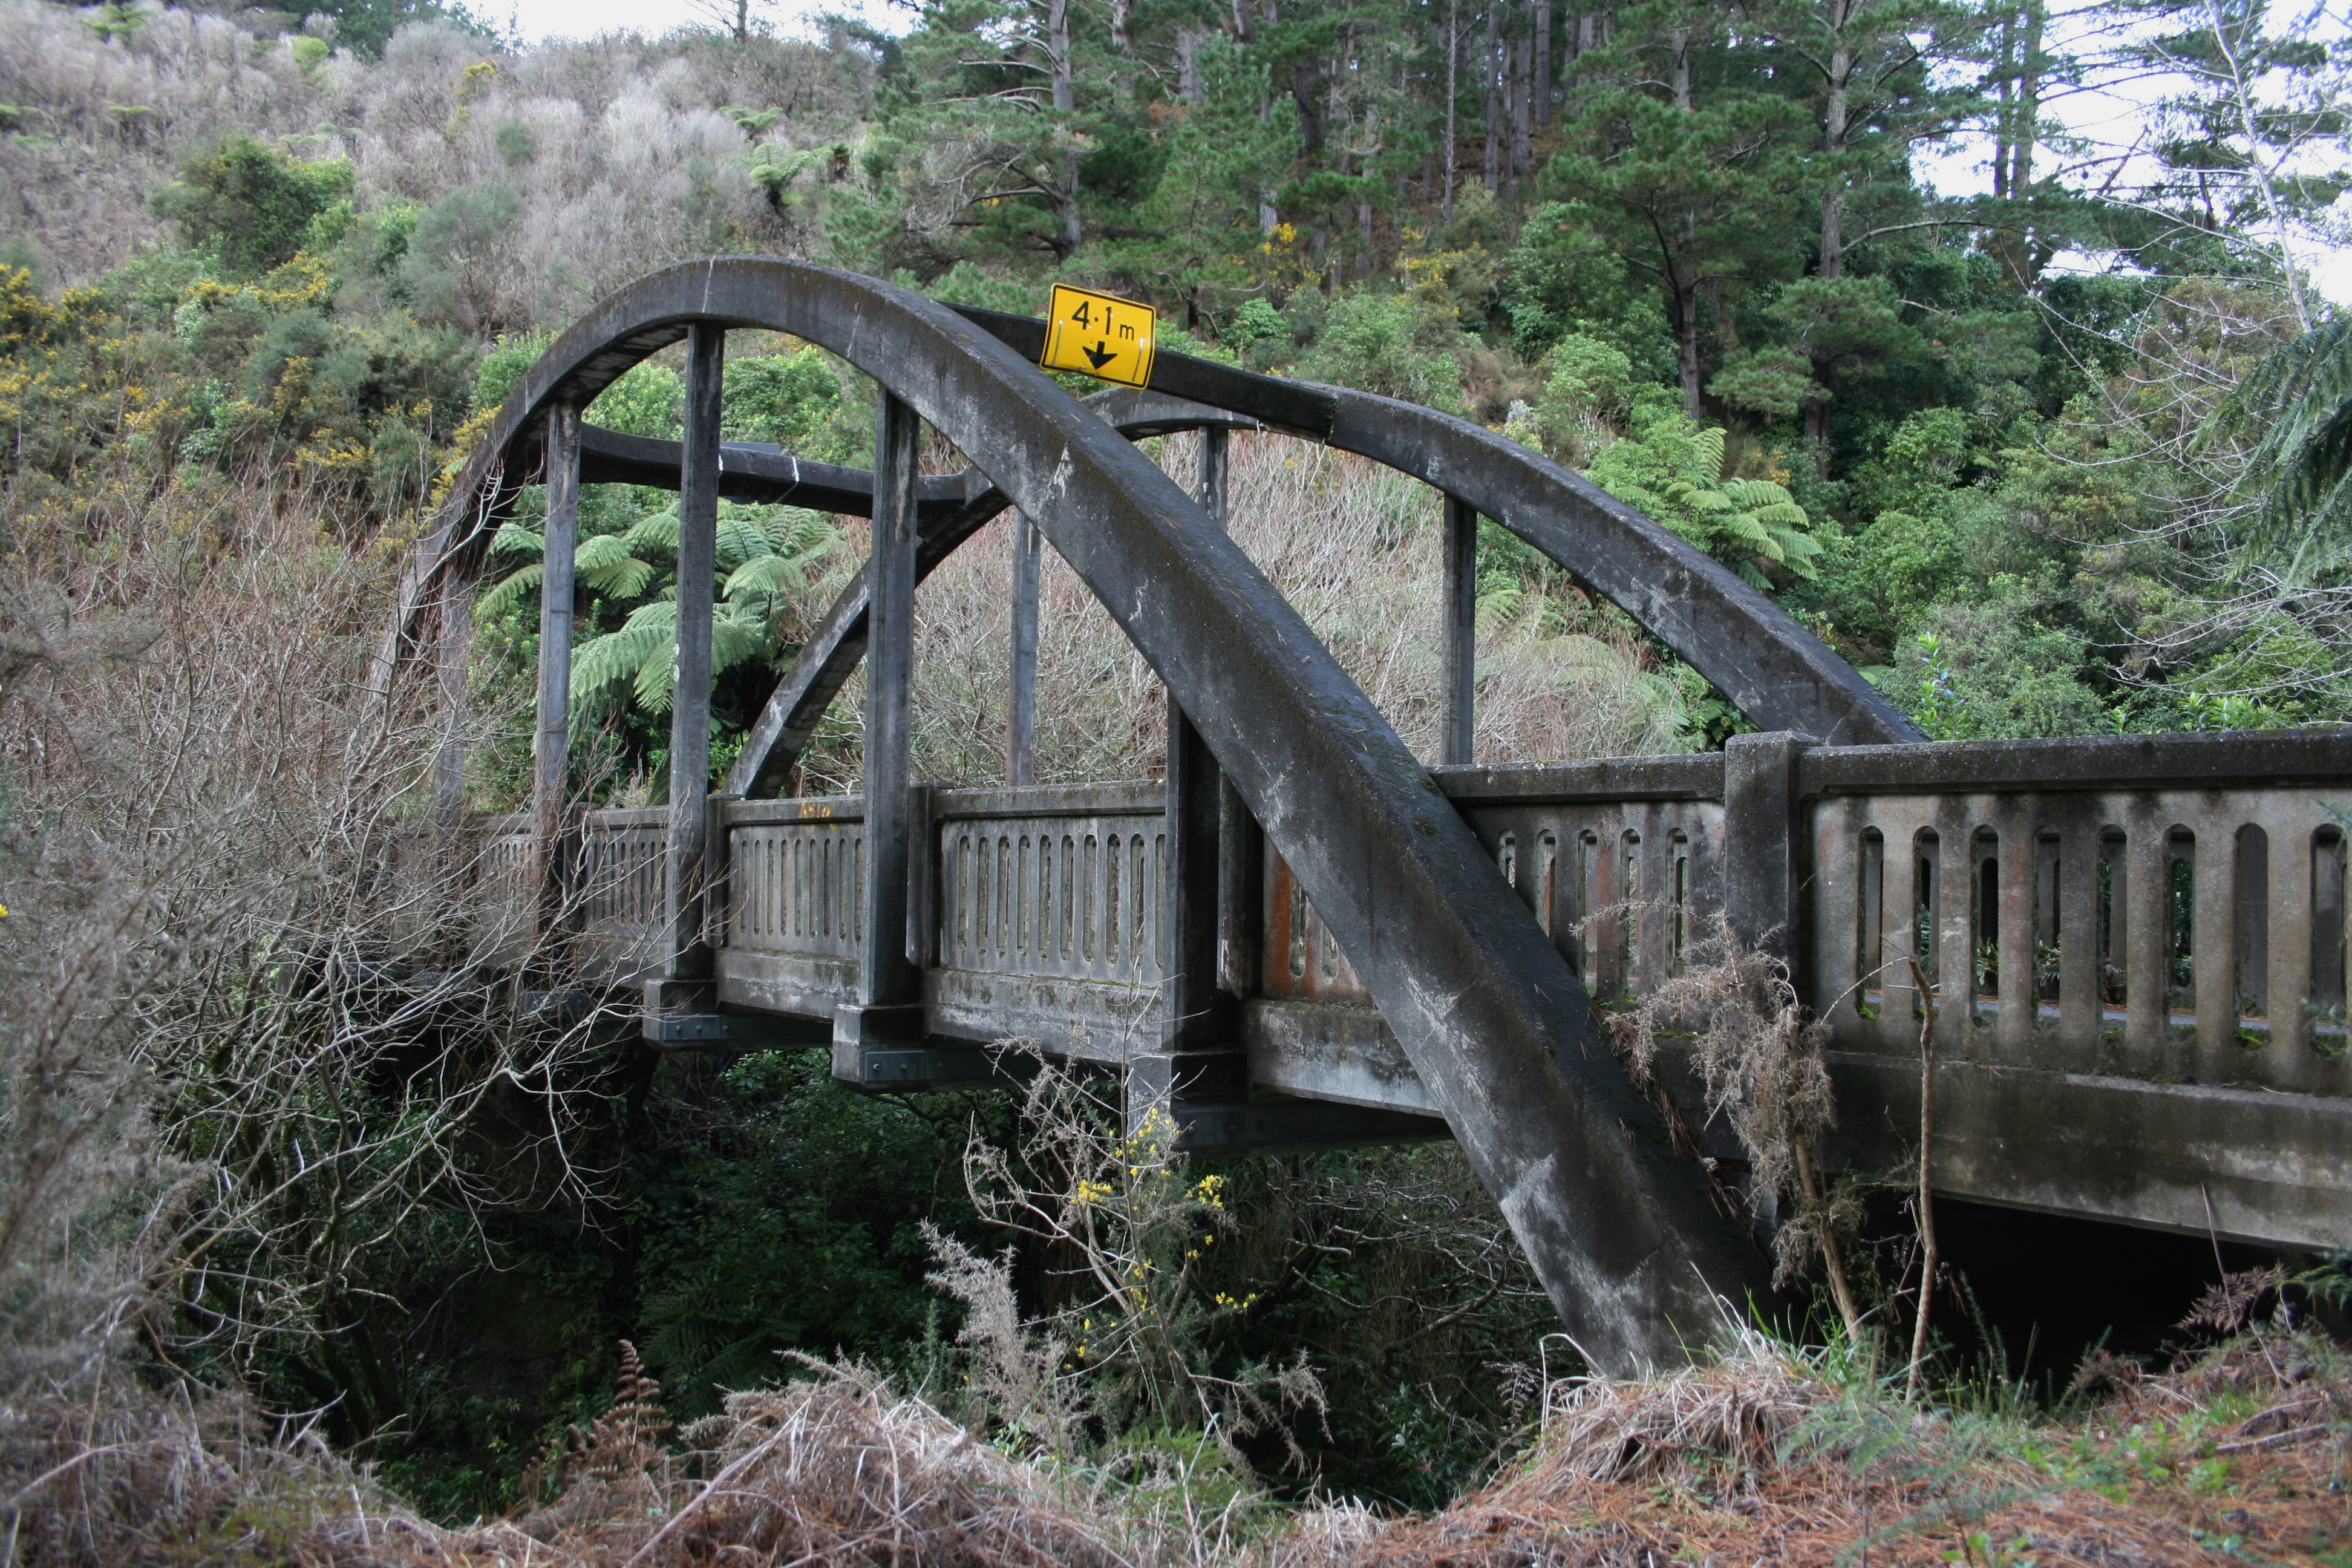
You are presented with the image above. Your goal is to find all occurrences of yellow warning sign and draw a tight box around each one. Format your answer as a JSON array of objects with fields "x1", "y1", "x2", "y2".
[{"x1": 1039, "y1": 284, "x2": 1157, "y2": 388}]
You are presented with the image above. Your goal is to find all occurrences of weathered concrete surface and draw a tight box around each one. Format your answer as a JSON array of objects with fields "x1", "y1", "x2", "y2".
[
  {"x1": 1245, "y1": 1002, "x2": 2352, "y2": 1252},
  {"x1": 1802, "y1": 729, "x2": 2352, "y2": 795},
  {"x1": 407, "y1": 257, "x2": 1772, "y2": 1373}
]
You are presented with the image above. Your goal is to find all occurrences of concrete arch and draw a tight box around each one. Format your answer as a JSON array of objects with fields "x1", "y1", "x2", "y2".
[{"x1": 390, "y1": 258, "x2": 1769, "y2": 1374}]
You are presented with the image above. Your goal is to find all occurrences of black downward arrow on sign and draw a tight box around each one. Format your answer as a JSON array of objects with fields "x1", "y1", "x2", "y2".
[{"x1": 1083, "y1": 341, "x2": 1117, "y2": 370}]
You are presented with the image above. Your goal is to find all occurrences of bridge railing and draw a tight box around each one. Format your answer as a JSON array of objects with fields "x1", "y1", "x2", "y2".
[
  {"x1": 1804, "y1": 736, "x2": 2352, "y2": 1097},
  {"x1": 532, "y1": 728, "x2": 2352, "y2": 1105},
  {"x1": 575, "y1": 806, "x2": 670, "y2": 984}
]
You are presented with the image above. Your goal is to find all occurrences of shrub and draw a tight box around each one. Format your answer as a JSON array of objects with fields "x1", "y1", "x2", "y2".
[
  {"x1": 152, "y1": 134, "x2": 354, "y2": 277},
  {"x1": 1300, "y1": 289, "x2": 1468, "y2": 412}
]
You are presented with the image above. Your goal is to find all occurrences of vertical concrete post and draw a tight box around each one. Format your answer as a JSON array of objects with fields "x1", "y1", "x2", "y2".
[
  {"x1": 433, "y1": 566, "x2": 472, "y2": 828},
  {"x1": 533, "y1": 399, "x2": 580, "y2": 924},
  {"x1": 1200, "y1": 426, "x2": 1259, "y2": 997},
  {"x1": 1440, "y1": 495, "x2": 1477, "y2": 766},
  {"x1": 1156, "y1": 711, "x2": 1232, "y2": 1069},
  {"x1": 664, "y1": 324, "x2": 724, "y2": 982},
  {"x1": 1722, "y1": 731, "x2": 1816, "y2": 973},
  {"x1": 838, "y1": 390, "x2": 925, "y2": 1048},
  {"x1": 1198, "y1": 426, "x2": 1230, "y2": 528},
  {"x1": 1141, "y1": 427, "x2": 1243, "y2": 1129},
  {"x1": 1008, "y1": 511, "x2": 1040, "y2": 787}
]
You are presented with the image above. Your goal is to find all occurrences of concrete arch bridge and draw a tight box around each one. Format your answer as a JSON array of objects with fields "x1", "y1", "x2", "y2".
[{"x1": 374, "y1": 260, "x2": 2352, "y2": 1375}]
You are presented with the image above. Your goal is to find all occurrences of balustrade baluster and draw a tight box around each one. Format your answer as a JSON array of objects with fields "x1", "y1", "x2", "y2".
[
  {"x1": 2195, "y1": 813, "x2": 2238, "y2": 1082},
  {"x1": 2057, "y1": 806, "x2": 2102, "y2": 1068},
  {"x1": 2269, "y1": 814, "x2": 2314, "y2": 1091}
]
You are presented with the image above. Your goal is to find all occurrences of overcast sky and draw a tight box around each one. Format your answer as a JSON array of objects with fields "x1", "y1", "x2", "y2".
[{"x1": 492, "y1": 0, "x2": 2351, "y2": 303}]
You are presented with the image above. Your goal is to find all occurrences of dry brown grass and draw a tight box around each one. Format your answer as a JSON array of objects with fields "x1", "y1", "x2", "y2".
[
  {"x1": 1264, "y1": 1331, "x2": 2352, "y2": 1567},
  {"x1": 804, "y1": 430, "x2": 1688, "y2": 793},
  {"x1": 11, "y1": 1330, "x2": 2343, "y2": 1567}
]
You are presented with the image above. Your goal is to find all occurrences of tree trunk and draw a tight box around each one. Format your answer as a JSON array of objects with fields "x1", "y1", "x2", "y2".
[
  {"x1": 1990, "y1": 5, "x2": 2014, "y2": 201},
  {"x1": 1293, "y1": 61, "x2": 1325, "y2": 153},
  {"x1": 1534, "y1": 0, "x2": 1552, "y2": 125},
  {"x1": 1049, "y1": 0, "x2": 1073, "y2": 111},
  {"x1": 1820, "y1": 0, "x2": 1852, "y2": 280},
  {"x1": 1050, "y1": 0, "x2": 1079, "y2": 257},
  {"x1": 1509, "y1": 31, "x2": 1532, "y2": 178},
  {"x1": 1178, "y1": 27, "x2": 1203, "y2": 102},
  {"x1": 1804, "y1": 358, "x2": 1834, "y2": 443},
  {"x1": 1670, "y1": 262, "x2": 1702, "y2": 420},
  {"x1": 1232, "y1": 0, "x2": 1253, "y2": 44},
  {"x1": 1483, "y1": 0, "x2": 1501, "y2": 192},
  {"x1": 1443, "y1": 0, "x2": 1460, "y2": 224}
]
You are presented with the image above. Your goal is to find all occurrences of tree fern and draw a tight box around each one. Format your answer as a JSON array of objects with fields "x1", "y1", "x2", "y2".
[
  {"x1": 1589, "y1": 411, "x2": 1823, "y2": 592},
  {"x1": 575, "y1": 533, "x2": 656, "y2": 599},
  {"x1": 573, "y1": 601, "x2": 778, "y2": 719},
  {"x1": 477, "y1": 560, "x2": 542, "y2": 618},
  {"x1": 2224, "y1": 316, "x2": 2352, "y2": 561},
  {"x1": 624, "y1": 506, "x2": 681, "y2": 554}
]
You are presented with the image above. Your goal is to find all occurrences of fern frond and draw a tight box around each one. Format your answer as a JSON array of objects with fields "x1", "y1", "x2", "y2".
[
  {"x1": 491, "y1": 521, "x2": 544, "y2": 558},
  {"x1": 715, "y1": 512, "x2": 774, "y2": 571},
  {"x1": 575, "y1": 534, "x2": 656, "y2": 599},
  {"x1": 776, "y1": 508, "x2": 841, "y2": 556},
  {"x1": 724, "y1": 554, "x2": 809, "y2": 601},
  {"x1": 1475, "y1": 580, "x2": 1523, "y2": 635},
  {"x1": 625, "y1": 506, "x2": 682, "y2": 554},
  {"x1": 1720, "y1": 477, "x2": 1797, "y2": 509},
  {"x1": 1718, "y1": 513, "x2": 1782, "y2": 558},
  {"x1": 1693, "y1": 426, "x2": 1728, "y2": 482},
  {"x1": 711, "y1": 616, "x2": 769, "y2": 674},
  {"x1": 573, "y1": 601, "x2": 674, "y2": 706},
  {"x1": 478, "y1": 562, "x2": 543, "y2": 618},
  {"x1": 633, "y1": 645, "x2": 675, "y2": 714}
]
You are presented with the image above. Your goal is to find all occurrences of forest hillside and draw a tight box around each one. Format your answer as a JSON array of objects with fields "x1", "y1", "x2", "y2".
[{"x1": 2, "y1": 0, "x2": 2351, "y2": 1560}]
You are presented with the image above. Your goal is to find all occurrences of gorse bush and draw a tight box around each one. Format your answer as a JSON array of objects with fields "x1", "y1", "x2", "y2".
[{"x1": 152, "y1": 134, "x2": 356, "y2": 277}]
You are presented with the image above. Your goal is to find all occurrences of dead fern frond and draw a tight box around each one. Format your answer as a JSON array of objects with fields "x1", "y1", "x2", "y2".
[{"x1": 2180, "y1": 1266, "x2": 2290, "y2": 1335}]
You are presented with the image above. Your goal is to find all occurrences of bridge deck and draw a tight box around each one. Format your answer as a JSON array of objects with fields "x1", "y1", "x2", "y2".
[{"x1": 461, "y1": 730, "x2": 2352, "y2": 1255}]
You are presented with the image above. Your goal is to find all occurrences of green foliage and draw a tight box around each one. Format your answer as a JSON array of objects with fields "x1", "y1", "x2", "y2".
[
  {"x1": 722, "y1": 348, "x2": 849, "y2": 457},
  {"x1": 471, "y1": 330, "x2": 554, "y2": 417},
  {"x1": 589, "y1": 362, "x2": 685, "y2": 439},
  {"x1": 1298, "y1": 289, "x2": 1470, "y2": 411},
  {"x1": 1588, "y1": 407, "x2": 1824, "y2": 589},
  {"x1": 153, "y1": 136, "x2": 355, "y2": 278},
  {"x1": 303, "y1": 0, "x2": 503, "y2": 58},
  {"x1": 2224, "y1": 317, "x2": 2352, "y2": 562},
  {"x1": 1530, "y1": 333, "x2": 1636, "y2": 460},
  {"x1": 399, "y1": 179, "x2": 523, "y2": 332},
  {"x1": 632, "y1": 1051, "x2": 988, "y2": 1418},
  {"x1": 1889, "y1": 601, "x2": 2109, "y2": 740}
]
